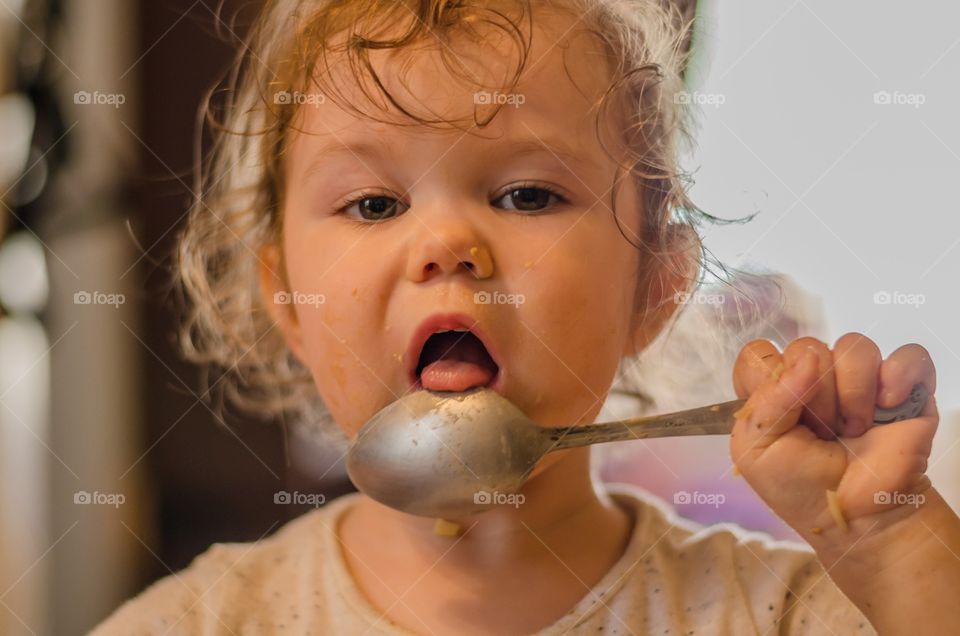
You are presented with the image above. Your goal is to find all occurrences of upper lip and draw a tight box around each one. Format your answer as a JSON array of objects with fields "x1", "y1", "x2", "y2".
[{"x1": 406, "y1": 312, "x2": 502, "y2": 388}]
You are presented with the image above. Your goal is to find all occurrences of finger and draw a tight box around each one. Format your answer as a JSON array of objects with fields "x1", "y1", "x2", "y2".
[
  {"x1": 832, "y1": 332, "x2": 882, "y2": 437},
  {"x1": 878, "y1": 343, "x2": 937, "y2": 410},
  {"x1": 783, "y1": 338, "x2": 837, "y2": 440},
  {"x1": 733, "y1": 339, "x2": 783, "y2": 399},
  {"x1": 731, "y1": 347, "x2": 819, "y2": 460}
]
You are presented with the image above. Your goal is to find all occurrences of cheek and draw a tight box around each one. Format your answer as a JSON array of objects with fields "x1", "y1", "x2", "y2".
[
  {"x1": 510, "y1": 218, "x2": 640, "y2": 423},
  {"x1": 295, "y1": 308, "x2": 399, "y2": 437},
  {"x1": 282, "y1": 228, "x2": 398, "y2": 434}
]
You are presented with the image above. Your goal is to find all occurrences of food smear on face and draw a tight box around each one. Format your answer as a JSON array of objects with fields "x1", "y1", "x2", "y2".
[{"x1": 469, "y1": 245, "x2": 493, "y2": 276}]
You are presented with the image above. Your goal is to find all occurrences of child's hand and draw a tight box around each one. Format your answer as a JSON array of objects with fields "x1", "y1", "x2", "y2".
[{"x1": 730, "y1": 333, "x2": 938, "y2": 543}]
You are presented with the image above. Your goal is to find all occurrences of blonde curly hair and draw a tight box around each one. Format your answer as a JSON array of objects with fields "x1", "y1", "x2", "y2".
[{"x1": 176, "y1": 0, "x2": 747, "y2": 435}]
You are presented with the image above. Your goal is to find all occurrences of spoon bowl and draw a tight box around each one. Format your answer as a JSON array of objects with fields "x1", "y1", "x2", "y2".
[{"x1": 346, "y1": 389, "x2": 545, "y2": 517}]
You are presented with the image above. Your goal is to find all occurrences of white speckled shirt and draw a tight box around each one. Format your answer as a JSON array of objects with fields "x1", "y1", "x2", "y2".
[{"x1": 90, "y1": 484, "x2": 875, "y2": 635}]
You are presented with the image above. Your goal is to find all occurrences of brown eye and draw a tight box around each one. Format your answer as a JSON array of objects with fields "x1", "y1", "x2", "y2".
[
  {"x1": 339, "y1": 194, "x2": 407, "y2": 222},
  {"x1": 493, "y1": 185, "x2": 567, "y2": 213}
]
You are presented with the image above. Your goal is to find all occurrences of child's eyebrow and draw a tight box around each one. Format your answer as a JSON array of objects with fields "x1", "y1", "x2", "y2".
[{"x1": 300, "y1": 131, "x2": 602, "y2": 178}]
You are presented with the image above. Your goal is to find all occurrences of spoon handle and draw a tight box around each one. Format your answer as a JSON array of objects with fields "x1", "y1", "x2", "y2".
[{"x1": 546, "y1": 383, "x2": 929, "y2": 451}]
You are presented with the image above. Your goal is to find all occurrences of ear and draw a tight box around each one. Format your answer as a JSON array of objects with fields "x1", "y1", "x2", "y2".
[
  {"x1": 258, "y1": 242, "x2": 307, "y2": 364},
  {"x1": 623, "y1": 223, "x2": 701, "y2": 358}
]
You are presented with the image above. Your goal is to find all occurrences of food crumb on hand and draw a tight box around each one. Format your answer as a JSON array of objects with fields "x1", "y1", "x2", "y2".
[
  {"x1": 810, "y1": 526, "x2": 822, "y2": 534},
  {"x1": 731, "y1": 463, "x2": 740, "y2": 477},
  {"x1": 433, "y1": 518, "x2": 462, "y2": 537},
  {"x1": 733, "y1": 403, "x2": 753, "y2": 422},
  {"x1": 771, "y1": 362, "x2": 785, "y2": 380},
  {"x1": 825, "y1": 489, "x2": 848, "y2": 532}
]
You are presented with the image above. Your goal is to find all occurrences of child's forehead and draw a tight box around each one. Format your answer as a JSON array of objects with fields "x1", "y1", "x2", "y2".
[
  {"x1": 286, "y1": 14, "x2": 621, "y2": 173},
  {"x1": 286, "y1": 87, "x2": 616, "y2": 184}
]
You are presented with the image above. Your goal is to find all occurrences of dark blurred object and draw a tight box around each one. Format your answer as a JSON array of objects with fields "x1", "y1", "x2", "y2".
[
  {"x1": 133, "y1": 0, "x2": 355, "y2": 580},
  {"x1": 2, "y1": 0, "x2": 70, "y2": 227}
]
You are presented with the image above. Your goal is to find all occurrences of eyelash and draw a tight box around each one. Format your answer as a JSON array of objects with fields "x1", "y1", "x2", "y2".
[{"x1": 334, "y1": 182, "x2": 570, "y2": 223}]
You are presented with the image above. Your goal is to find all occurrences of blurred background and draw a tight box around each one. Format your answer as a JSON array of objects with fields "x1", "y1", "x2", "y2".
[{"x1": 0, "y1": 1, "x2": 957, "y2": 634}]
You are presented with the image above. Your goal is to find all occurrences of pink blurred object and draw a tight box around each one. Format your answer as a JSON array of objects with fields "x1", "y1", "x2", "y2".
[{"x1": 596, "y1": 270, "x2": 828, "y2": 540}]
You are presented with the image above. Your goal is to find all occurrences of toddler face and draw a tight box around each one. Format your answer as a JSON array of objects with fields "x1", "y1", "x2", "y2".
[{"x1": 263, "y1": 11, "x2": 664, "y2": 462}]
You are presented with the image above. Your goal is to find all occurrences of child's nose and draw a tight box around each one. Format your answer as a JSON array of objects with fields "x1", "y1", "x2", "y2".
[{"x1": 405, "y1": 222, "x2": 494, "y2": 282}]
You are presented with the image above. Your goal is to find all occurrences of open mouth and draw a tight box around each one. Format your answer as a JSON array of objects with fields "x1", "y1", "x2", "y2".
[{"x1": 409, "y1": 317, "x2": 501, "y2": 392}]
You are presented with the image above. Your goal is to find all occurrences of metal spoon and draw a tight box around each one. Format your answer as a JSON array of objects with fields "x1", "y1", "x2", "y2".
[{"x1": 345, "y1": 384, "x2": 928, "y2": 518}]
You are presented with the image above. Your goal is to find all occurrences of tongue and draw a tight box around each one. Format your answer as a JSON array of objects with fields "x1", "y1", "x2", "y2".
[{"x1": 420, "y1": 359, "x2": 495, "y2": 392}]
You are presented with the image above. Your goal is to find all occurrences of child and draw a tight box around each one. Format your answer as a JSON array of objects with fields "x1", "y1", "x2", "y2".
[{"x1": 93, "y1": 0, "x2": 960, "y2": 633}]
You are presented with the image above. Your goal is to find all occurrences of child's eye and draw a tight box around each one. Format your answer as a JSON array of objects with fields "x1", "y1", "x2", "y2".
[
  {"x1": 492, "y1": 183, "x2": 568, "y2": 213},
  {"x1": 337, "y1": 192, "x2": 408, "y2": 222}
]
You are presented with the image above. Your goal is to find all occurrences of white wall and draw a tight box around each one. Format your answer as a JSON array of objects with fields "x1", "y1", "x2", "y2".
[
  {"x1": 685, "y1": 0, "x2": 960, "y2": 504},
  {"x1": 688, "y1": 1, "x2": 959, "y2": 401}
]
